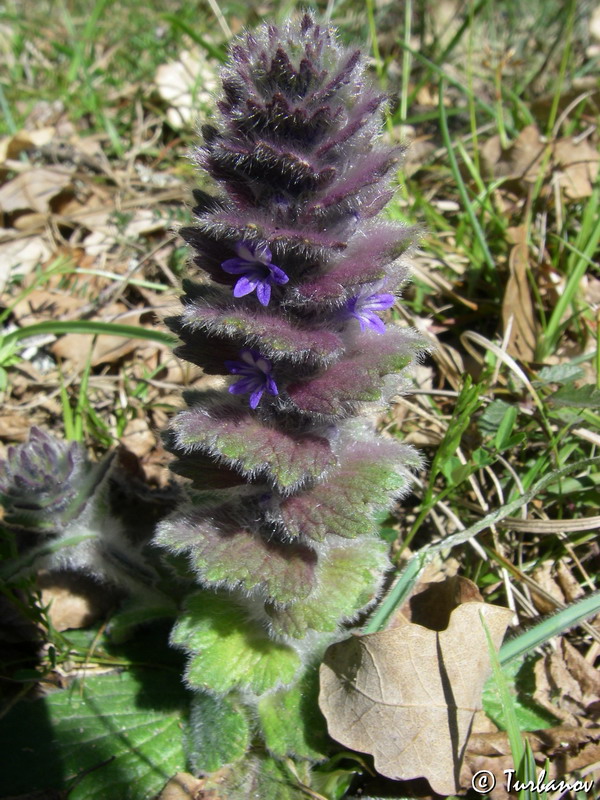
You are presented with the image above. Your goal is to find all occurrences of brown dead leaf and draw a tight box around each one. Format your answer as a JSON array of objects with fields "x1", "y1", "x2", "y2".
[
  {"x1": 157, "y1": 772, "x2": 203, "y2": 800},
  {"x1": 0, "y1": 166, "x2": 72, "y2": 213},
  {"x1": 555, "y1": 560, "x2": 585, "y2": 603},
  {"x1": 534, "y1": 638, "x2": 600, "y2": 726},
  {"x1": 0, "y1": 127, "x2": 55, "y2": 165},
  {"x1": 502, "y1": 225, "x2": 538, "y2": 362},
  {"x1": 154, "y1": 50, "x2": 218, "y2": 129},
  {"x1": 554, "y1": 137, "x2": 600, "y2": 200},
  {"x1": 120, "y1": 417, "x2": 156, "y2": 459},
  {"x1": 38, "y1": 571, "x2": 116, "y2": 631},
  {"x1": 50, "y1": 306, "x2": 149, "y2": 369},
  {"x1": 396, "y1": 574, "x2": 484, "y2": 631},
  {"x1": 462, "y1": 727, "x2": 600, "y2": 800},
  {"x1": 481, "y1": 125, "x2": 546, "y2": 184},
  {"x1": 319, "y1": 586, "x2": 513, "y2": 795},
  {"x1": 80, "y1": 208, "x2": 168, "y2": 256},
  {"x1": 530, "y1": 561, "x2": 566, "y2": 614},
  {"x1": 481, "y1": 126, "x2": 599, "y2": 203},
  {"x1": 0, "y1": 412, "x2": 34, "y2": 442},
  {"x1": 11, "y1": 286, "x2": 82, "y2": 327},
  {"x1": 0, "y1": 234, "x2": 52, "y2": 291}
]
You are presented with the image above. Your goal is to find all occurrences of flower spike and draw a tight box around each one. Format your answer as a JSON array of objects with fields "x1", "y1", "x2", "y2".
[{"x1": 157, "y1": 13, "x2": 426, "y2": 711}]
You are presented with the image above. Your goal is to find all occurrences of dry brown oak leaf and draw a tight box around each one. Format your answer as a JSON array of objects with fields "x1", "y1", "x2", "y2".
[{"x1": 319, "y1": 600, "x2": 513, "y2": 795}]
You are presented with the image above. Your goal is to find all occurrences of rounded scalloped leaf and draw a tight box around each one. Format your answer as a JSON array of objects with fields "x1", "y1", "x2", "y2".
[
  {"x1": 170, "y1": 399, "x2": 336, "y2": 492},
  {"x1": 286, "y1": 328, "x2": 424, "y2": 417},
  {"x1": 258, "y1": 666, "x2": 329, "y2": 761},
  {"x1": 267, "y1": 538, "x2": 390, "y2": 638},
  {"x1": 171, "y1": 592, "x2": 302, "y2": 695},
  {"x1": 278, "y1": 440, "x2": 419, "y2": 541},
  {"x1": 157, "y1": 508, "x2": 317, "y2": 603},
  {"x1": 175, "y1": 291, "x2": 344, "y2": 366},
  {"x1": 187, "y1": 692, "x2": 251, "y2": 773}
]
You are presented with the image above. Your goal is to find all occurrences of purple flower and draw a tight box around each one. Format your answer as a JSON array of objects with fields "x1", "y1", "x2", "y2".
[
  {"x1": 225, "y1": 349, "x2": 279, "y2": 409},
  {"x1": 345, "y1": 285, "x2": 395, "y2": 334},
  {"x1": 221, "y1": 241, "x2": 289, "y2": 306}
]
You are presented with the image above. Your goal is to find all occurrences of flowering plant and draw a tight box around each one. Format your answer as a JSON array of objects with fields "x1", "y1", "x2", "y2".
[
  {"x1": 152, "y1": 12, "x2": 426, "y2": 791},
  {"x1": 0, "y1": 15, "x2": 425, "y2": 797}
]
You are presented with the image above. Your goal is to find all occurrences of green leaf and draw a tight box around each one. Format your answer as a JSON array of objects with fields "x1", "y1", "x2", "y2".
[
  {"x1": 201, "y1": 753, "x2": 311, "y2": 800},
  {"x1": 535, "y1": 364, "x2": 584, "y2": 385},
  {"x1": 269, "y1": 539, "x2": 389, "y2": 638},
  {"x1": 156, "y1": 508, "x2": 317, "y2": 603},
  {"x1": 482, "y1": 614, "x2": 526, "y2": 778},
  {"x1": 483, "y1": 658, "x2": 558, "y2": 731},
  {"x1": 187, "y1": 692, "x2": 251, "y2": 773},
  {"x1": 279, "y1": 439, "x2": 417, "y2": 541},
  {"x1": 500, "y1": 589, "x2": 600, "y2": 666},
  {"x1": 0, "y1": 670, "x2": 188, "y2": 800},
  {"x1": 171, "y1": 399, "x2": 335, "y2": 491},
  {"x1": 547, "y1": 383, "x2": 600, "y2": 409},
  {"x1": 258, "y1": 666, "x2": 329, "y2": 760},
  {"x1": 478, "y1": 399, "x2": 514, "y2": 434},
  {"x1": 171, "y1": 592, "x2": 302, "y2": 695},
  {"x1": 428, "y1": 375, "x2": 483, "y2": 486},
  {"x1": 493, "y1": 404, "x2": 518, "y2": 450}
]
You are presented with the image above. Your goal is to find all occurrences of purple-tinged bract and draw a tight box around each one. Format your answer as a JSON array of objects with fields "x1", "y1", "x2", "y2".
[{"x1": 157, "y1": 13, "x2": 426, "y2": 672}]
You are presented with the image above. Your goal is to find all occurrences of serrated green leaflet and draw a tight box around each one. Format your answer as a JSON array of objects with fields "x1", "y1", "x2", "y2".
[
  {"x1": 187, "y1": 692, "x2": 251, "y2": 772},
  {"x1": 548, "y1": 383, "x2": 600, "y2": 409},
  {"x1": 0, "y1": 670, "x2": 188, "y2": 800},
  {"x1": 172, "y1": 592, "x2": 302, "y2": 694}
]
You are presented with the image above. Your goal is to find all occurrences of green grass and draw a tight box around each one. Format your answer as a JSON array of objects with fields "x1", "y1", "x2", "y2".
[{"x1": 0, "y1": 0, "x2": 599, "y2": 797}]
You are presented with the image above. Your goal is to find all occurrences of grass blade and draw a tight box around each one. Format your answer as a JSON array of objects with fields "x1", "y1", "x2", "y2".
[
  {"x1": 500, "y1": 591, "x2": 600, "y2": 666},
  {"x1": 4, "y1": 321, "x2": 177, "y2": 348},
  {"x1": 438, "y1": 80, "x2": 496, "y2": 282},
  {"x1": 366, "y1": 456, "x2": 600, "y2": 632}
]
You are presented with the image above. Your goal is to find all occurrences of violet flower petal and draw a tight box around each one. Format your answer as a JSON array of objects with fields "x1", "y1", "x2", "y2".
[
  {"x1": 225, "y1": 349, "x2": 279, "y2": 408},
  {"x1": 233, "y1": 276, "x2": 259, "y2": 297},
  {"x1": 358, "y1": 312, "x2": 386, "y2": 334},
  {"x1": 271, "y1": 265, "x2": 290, "y2": 285},
  {"x1": 249, "y1": 387, "x2": 265, "y2": 409},
  {"x1": 221, "y1": 258, "x2": 254, "y2": 274},
  {"x1": 361, "y1": 293, "x2": 395, "y2": 311},
  {"x1": 256, "y1": 281, "x2": 272, "y2": 306},
  {"x1": 220, "y1": 240, "x2": 289, "y2": 305},
  {"x1": 345, "y1": 286, "x2": 396, "y2": 334}
]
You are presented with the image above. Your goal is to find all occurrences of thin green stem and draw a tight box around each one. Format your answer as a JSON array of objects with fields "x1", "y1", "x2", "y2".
[
  {"x1": 399, "y1": 0, "x2": 412, "y2": 123},
  {"x1": 438, "y1": 79, "x2": 496, "y2": 282}
]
